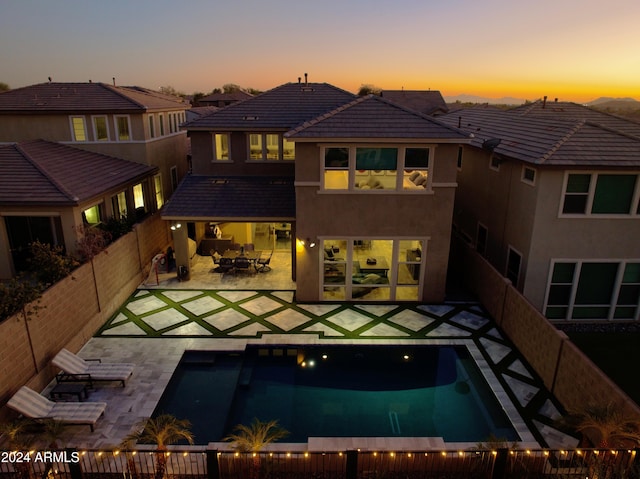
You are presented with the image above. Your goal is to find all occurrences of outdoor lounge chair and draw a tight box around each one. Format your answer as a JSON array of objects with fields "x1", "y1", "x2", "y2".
[
  {"x1": 7, "y1": 386, "x2": 106, "y2": 432},
  {"x1": 52, "y1": 348, "x2": 134, "y2": 387}
]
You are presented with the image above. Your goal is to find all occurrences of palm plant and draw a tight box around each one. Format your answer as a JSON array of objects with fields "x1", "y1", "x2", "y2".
[
  {"x1": 565, "y1": 402, "x2": 640, "y2": 448},
  {"x1": 224, "y1": 418, "x2": 289, "y2": 479},
  {"x1": 0, "y1": 419, "x2": 37, "y2": 479},
  {"x1": 123, "y1": 414, "x2": 194, "y2": 479}
]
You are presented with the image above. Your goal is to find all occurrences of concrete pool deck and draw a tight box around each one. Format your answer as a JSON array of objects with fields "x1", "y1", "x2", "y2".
[{"x1": 47, "y1": 287, "x2": 580, "y2": 452}]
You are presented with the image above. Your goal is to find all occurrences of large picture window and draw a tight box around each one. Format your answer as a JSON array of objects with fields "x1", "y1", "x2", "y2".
[
  {"x1": 545, "y1": 260, "x2": 640, "y2": 321},
  {"x1": 562, "y1": 173, "x2": 639, "y2": 215},
  {"x1": 322, "y1": 145, "x2": 431, "y2": 192},
  {"x1": 321, "y1": 238, "x2": 426, "y2": 301}
]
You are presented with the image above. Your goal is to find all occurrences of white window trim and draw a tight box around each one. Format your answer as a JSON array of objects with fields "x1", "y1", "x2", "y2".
[
  {"x1": 114, "y1": 115, "x2": 132, "y2": 142},
  {"x1": 91, "y1": 115, "x2": 110, "y2": 141},
  {"x1": 320, "y1": 144, "x2": 434, "y2": 194},
  {"x1": 521, "y1": 165, "x2": 536, "y2": 186},
  {"x1": 69, "y1": 116, "x2": 87, "y2": 142},
  {"x1": 543, "y1": 259, "x2": 640, "y2": 321},
  {"x1": 559, "y1": 171, "x2": 640, "y2": 218}
]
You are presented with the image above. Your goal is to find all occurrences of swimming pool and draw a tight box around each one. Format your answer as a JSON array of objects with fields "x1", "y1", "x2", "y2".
[{"x1": 152, "y1": 345, "x2": 520, "y2": 444}]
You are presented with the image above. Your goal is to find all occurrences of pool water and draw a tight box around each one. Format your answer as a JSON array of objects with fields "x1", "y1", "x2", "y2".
[{"x1": 153, "y1": 345, "x2": 519, "y2": 444}]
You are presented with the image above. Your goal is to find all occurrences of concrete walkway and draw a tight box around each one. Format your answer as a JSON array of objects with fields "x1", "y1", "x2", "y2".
[{"x1": 50, "y1": 288, "x2": 579, "y2": 452}]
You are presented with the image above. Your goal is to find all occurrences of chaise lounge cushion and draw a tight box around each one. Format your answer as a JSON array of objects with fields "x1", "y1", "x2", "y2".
[
  {"x1": 53, "y1": 348, "x2": 134, "y2": 385},
  {"x1": 7, "y1": 386, "x2": 106, "y2": 430}
]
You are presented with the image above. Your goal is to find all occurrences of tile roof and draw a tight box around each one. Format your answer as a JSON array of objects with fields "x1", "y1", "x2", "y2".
[
  {"x1": 0, "y1": 82, "x2": 188, "y2": 113},
  {"x1": 161, "y1": 175, "x2": 295, "y2": 220},
  {"x1": 380, "y1": 90, "x2": 448, "y2": 115},
  {"x1": 199, "y1": 91, "x2": 254, "y2": 103},
  {"x1": 508, "y1": 100, "x2": 640, "y2": 138},
  {"x1": 287, "y1": 95, "x2": 470, "y2": 141},
  {"x1": 439, "y1": 108, "x2": 640, "y2": 167},
  {"x1": 0, "y1": 140, "x2": 157, "y2": 206},
  {"x1": 183, "y1": 82, "x2": 357, "y2": 131}
]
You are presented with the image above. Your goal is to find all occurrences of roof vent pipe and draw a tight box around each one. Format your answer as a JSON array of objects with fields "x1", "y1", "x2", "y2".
[
  {"x1": 298, "y1": 77, "x2": 301, "y2": 84},
  {"x1": 304, "y1": 73, "x2": 308, "y2": 86},
  {"x1": 113, "y1": 77, "x2": 116, "y2": 86},
  {"x1": 542, "y1": 95, "x2": 547, "y2": 109},
  {"x1": 458, "y1": 116, "x2": 462, "y2": 128}
]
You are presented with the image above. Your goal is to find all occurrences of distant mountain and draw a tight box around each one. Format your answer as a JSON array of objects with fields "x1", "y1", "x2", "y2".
[
  {"x1": 444, "y1": 94, "x2": 526, "y2": 105},
  {"x1": 587, "y1": 97, "x2": 639, "y2": 106}
]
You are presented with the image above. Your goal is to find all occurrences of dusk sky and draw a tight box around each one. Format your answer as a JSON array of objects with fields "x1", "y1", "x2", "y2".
[{"x1": 2, "y1": 0, "x2": 638, "y2": 102}]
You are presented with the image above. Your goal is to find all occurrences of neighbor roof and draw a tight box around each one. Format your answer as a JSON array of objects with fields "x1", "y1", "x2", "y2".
[
  {"x1": 508, "y1": 100, "x2": 640, "y2": 138},
  {"x1": 287, "y1": 95, "x2": 470, "y2": 141},
  {"x1": 161, "y1": 175, "x2": 295, "y2": 221},
  {"x1": 439, "y1": 108, "x2": 640, "y2": 167},
  {"x1": 0, "y1": 82, "x2": 188, "y2": 113},
  {"x1": 0, "y1": 140, "x2": 157, "y2": 206},
  {"x1": 199, "y1": 91, "x2": 254, "y2": 103},
  {"x1": 380, "y1": 90, "x2": 448, "y2": 115},
  {"x1": 183, "y1": 82, "x2": 357, "y2": 131}
]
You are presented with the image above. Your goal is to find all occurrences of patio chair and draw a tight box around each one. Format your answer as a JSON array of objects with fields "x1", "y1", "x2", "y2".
[
  {"x1": 256, "y1": 250, "x2": 273, "y2": 272},
  {"x1": 218, "y1": 256, "x2": 235, "y2": 274},
  {"x1": 234, "y1": 255, "x2": 252, "y2": 273},
  {"x1": 52, "y1": 348, "x2": 134, "y2": 387},
  {"x1": 7, "y1": 386, "x2": 106, "y2": 432}
]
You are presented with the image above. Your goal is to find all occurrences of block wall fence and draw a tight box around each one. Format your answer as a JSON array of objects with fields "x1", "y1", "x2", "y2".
[
  {"x1": 0, "y1": 214, "x2": 170, "y2": 420},
  {"x1": 452, "y1": 236, "x2": 640, "y2": 418}
]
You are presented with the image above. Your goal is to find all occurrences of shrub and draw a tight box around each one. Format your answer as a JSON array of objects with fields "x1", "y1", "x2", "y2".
[
  {"x1": 28, "y1": 241, "x2": 78, "y2": 286},
  {"x1": 0, "y1": 275, "x2": 43, "y2": 322}
]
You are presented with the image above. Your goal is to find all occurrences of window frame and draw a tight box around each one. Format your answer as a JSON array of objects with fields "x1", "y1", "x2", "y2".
[
  {"x1": 560, "y1": 171, "x2": 640, "y2": 217},
  {"x1": 114, "y1": 115, "x2": 132, "y2": 141},
  {"x1": 70, "y1": 116, "x2": 87, "y2": 142},
  {"x1": 320, "y1": 144, "x2": 433, "y2": 193},
  {"x1": 170, "y1": 166, "x2": 179, "y2": 192},
  {"x1": 212, "y1": 133, "x2": 231, "y2": 161},
  {"x1": 148, "y1": 114, "x2": 155, "y2": 139},
  {"x1": 154, "y1": 174, "x2": 164, "y2": 209},
  {"x1": 505, "y1": 246, "x2": 522, "y2": 288},
  {"x1": 521, "y1": 165, "x2": 536, "y2": 186},
  {"x1": 247, "y1": 133, "x2": 292, "y2": 161},
  {"x1": 489, "y1": 154, "x2": 500, "y2": 172},
  {"x1": 544, "y1": 259, "x2": 640, "y2": 321}
]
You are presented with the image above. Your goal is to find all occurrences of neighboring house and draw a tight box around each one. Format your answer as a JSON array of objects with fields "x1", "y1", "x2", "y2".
[
  {"x1": 380, "y1": 90, "x2": 449, "y2": 116},
  {"x1": 0, "y1": 82, "x2": 189, "y2": 202},
  {"x1": 198, "y1": 91, "x2": 253, "y2": 108},
  {"x1": 439, "y1": 102, "x2": 640, "y2": 321},
  {"x1": 163, "y1": 81, "x2": 470, "y2": 302},
  {"x1": 185, "y1": 106, "x2": 218, "y2": 123},
  {"x1": 0, "y1": 140, "x2": 158, "y2": 278}
]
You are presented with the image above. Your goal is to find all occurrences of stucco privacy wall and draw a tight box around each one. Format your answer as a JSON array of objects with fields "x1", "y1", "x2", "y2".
[
  {"x1": 0, "y1": 214, "x2": 170, "y2": 419},
  {"x1": 452, "y1": 236, "x2": 640, "y2": 418}
]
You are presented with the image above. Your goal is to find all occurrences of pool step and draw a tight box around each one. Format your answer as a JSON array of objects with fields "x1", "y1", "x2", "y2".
[
  {"x1": 238, "y1": 357, "x2": 256, "y2": 388},
  {"x1": 181, "y1": 351, "x2": 216, "y2": 365}
]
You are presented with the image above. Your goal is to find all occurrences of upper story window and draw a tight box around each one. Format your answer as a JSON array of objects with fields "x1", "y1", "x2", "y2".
[
  {"x1": 92, "y1": 116, "x2": 109, "y2": 141},
  {"x1": 148, "y1": 114, "x2": 156, "y2": 139},
  {"x1": 521, "y1": 166, "x2": 536, "y2": 186},
  {"x1": 158, "y1": 114, "x2": 165, "y2": 136},
  {"x1": 115, "y1": 115, "x2": 131, "y2": 141},
  {"x1": 213, "y1": 134, "x2": 230, "y2": 161},
  {"x1": 82, "y1": 203, "x2": 102, "y2": 225},
  {"x1": 70, "y1": 116, "x2": 87, "y2": 142},
  {"x1": 154, "y1": 174, "x2": 164, "y2": 209},
  {"x1": 322, "y1": 145, "x2": 431, "y2": 192},
  {"x1": 248, "y1": 133, "x2": 294, "y2": 161},
  {"x1": 561, "y1": 172, "x2": 640, "y2": 216}
]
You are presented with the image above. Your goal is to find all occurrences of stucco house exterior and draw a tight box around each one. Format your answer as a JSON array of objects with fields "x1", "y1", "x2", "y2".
[
  {"x1": 0, "y1": 140, "x2": 158, "y2": 278},
  {"x1": 163, "y1": 81, "x2": 470, "y2": 302},
  {"x1": 439, "y1": 102, "x2": 640, "y2": 321},
  {"x1": 0, "y1": 82, "x2": 189, "y2": 202}
]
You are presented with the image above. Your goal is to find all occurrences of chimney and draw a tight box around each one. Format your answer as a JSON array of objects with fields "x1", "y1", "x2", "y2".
[
  {"x1": 542, "y1": 95, "x2": 547, "y2": 109},
  {"x1": 304, "y1": 73, "x2": 308, "y2": 86}
]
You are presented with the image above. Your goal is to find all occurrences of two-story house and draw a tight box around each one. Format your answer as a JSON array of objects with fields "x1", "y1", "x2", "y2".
[
  {"x1": 0, "y1": 82, "x2": 190, "y2": 203},
  {"x1": 0, "y1": 140, "x2": 158, "y2": 278},
  {"x1": 440, "y1": 102, "x2": 640, "y2": 321},
  {"x1": 163, "y1": 80, "x2": 470, "y2": 302}
]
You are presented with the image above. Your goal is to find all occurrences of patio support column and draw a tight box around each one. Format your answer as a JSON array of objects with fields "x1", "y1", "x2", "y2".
[{"x1": 172, "y1": 222, "x2": 190, "y2": 280}]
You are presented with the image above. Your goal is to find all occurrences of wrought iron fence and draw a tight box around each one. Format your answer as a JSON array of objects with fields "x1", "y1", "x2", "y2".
[{"x1": 0, "y1": 448, "x2": 638, "y2": 479}]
